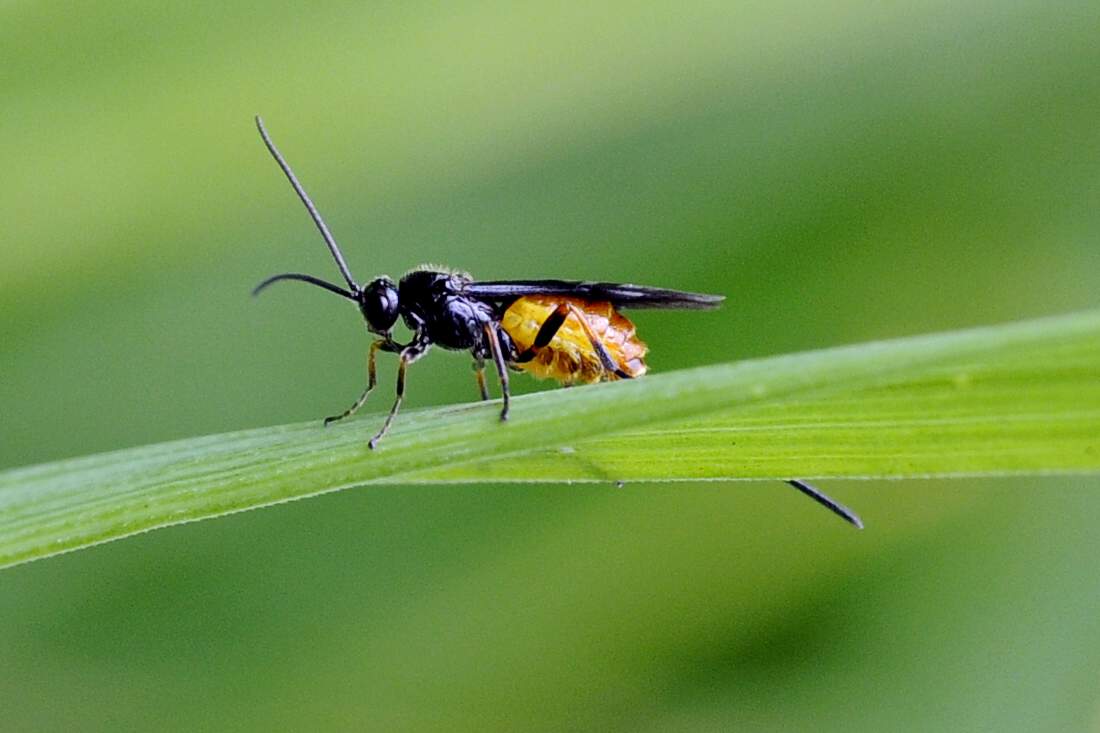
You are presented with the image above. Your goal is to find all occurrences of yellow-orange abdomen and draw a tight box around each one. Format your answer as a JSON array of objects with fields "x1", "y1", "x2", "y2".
[{"x1": 501, "y1": 296, "x2": 648, "y2": 384}]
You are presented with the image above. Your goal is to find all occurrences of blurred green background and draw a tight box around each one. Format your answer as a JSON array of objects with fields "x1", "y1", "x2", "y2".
[{"x1": 3, "y1": 1, "x2": 1100, "y2": 730}]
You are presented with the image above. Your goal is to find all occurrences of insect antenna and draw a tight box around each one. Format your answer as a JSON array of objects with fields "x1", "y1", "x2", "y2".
[
  {"x1": 254, "y1": 115, "x2": 359, "y2": 293},
  {"x1": 787, "y1": 480, "x2": 864, "y2": 529},
  {"x1": 252, "y1": 272, "x2": 357, "y2": 300}
]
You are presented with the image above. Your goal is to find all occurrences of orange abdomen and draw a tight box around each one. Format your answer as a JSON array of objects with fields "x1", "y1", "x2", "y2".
[{"x1": 500, "y1": 296, "x2": 648, "y2": 384}]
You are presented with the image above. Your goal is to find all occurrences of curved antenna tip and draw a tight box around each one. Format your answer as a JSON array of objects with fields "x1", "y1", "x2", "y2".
[
  {"x1": 252, "y1": 273, "x2": 357, "y2": 301},
  {"x1": 254, "y1": 117, "x2": 359, "y2": 292}
]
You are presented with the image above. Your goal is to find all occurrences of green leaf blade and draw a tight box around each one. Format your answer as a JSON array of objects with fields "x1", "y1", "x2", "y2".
[
  {"x1": 416, "y1": 333, "x2": 1100, "y2": 483},
  {"x1": 2, "y1": 309, "x2": 1099, "y2": 568}
]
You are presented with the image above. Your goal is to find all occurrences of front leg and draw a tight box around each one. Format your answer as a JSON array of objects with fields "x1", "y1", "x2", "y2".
[
  {"x1": 368, "y1": 336, "x2": 432, "y2": 450},
  {"x1": 324, "y1": 338, "x2": 398, "y2": 425}
]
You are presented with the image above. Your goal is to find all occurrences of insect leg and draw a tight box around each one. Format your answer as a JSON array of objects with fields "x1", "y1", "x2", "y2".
[
  {"x1": 787, "y1": 480, "x2": 864, "y2": 529},
  {"x1": 514, "y1": 304, "x2": 570, "y2": 363},
  {"x1": 324, "y1": 339, "x2": 390, "y2": 426},
  {"x1": 472, "y1": 357, "x2": 490, "y2": 401},
  {"x1": 368, "y1": 341, "x2": 430, "y2": 449},
  {"x1": 484, "y1": 323, "x2": 511, "y2": 421},
  {"x1": 563, "y1": 304, "x2": 632, "y2": 380}
]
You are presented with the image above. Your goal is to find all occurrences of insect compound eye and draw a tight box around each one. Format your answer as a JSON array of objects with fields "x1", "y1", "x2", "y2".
[{"x1": 360, "y1": 277, "x2": 399, "y2": 332}]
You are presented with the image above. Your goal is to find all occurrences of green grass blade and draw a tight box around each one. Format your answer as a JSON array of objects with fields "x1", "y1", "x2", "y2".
[
  {"x1": 406, "y1": 325, "x2": 1099, "y2": 483},
  {"x1": 2, "y1": 309, "x2": 1098, "y2": 569}
]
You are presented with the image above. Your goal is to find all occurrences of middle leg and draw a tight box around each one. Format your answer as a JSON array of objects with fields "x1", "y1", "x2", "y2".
[
  {"x1": 472, "y1": 356, "x2": 490, "y2": 401},
  {"x1": 368, "y1": 341, "x2": 430, "y2": 450},
  {"x1": 484, "y1": 323, "x2": 511, "y2": 421}
]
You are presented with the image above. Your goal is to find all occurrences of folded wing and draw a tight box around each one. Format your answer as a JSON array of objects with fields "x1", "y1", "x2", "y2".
[{"x1": 464, "y1": 280, "x2": 724, "y2": 310}]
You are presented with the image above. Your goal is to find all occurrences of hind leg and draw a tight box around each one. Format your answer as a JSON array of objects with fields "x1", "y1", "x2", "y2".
[
  {"x1": 513, "y1": 303, "x2": 570, "y2": 364},
  {"x1": 514, "y1": 302, "x2": 632, "y2": 380},
  {"x1": 562, "y1": 304, "x2": 633, "y2": 380}
]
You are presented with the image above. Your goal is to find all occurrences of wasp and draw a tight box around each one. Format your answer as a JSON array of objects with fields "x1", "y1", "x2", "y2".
[{"x1": 252, "y1": 117, "x2": 862, "y2": 529}]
